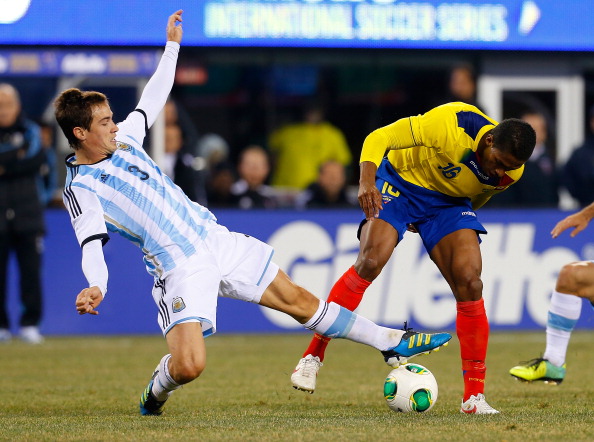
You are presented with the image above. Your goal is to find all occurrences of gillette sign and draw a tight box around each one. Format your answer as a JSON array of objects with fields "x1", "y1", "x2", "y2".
[{"x1": 238, "y1": 210, "x2": 593, "y2": 331}]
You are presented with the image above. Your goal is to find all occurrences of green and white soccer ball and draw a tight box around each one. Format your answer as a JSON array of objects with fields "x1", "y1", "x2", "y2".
[{"x1": 383, "y1": 363, "x2": 438, "y2": 413}]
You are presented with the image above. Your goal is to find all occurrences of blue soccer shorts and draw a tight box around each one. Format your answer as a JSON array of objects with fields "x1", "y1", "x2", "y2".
[{"x1": 363, "y1": 159, "x2": 487, "y2": 253}]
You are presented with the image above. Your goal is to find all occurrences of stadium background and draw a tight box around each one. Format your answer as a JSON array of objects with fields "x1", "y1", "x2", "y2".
[{"x1": 2, "y1": 0, "x2": 594, "y2": 335}]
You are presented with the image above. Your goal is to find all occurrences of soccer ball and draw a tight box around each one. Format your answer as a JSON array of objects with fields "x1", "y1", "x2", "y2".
[{"x1": 383, "y1": 363, "x2": 438, "y2": 413}]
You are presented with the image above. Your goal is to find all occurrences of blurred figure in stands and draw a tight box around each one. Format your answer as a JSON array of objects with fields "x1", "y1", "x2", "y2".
[
  {"x1": 268, "y1": 101, "x2": 352, "y2": 190},
  {"x1": 435, "y1": 63, "x2": 484, "y2": 112},
  {"x1": 37, "y1": 120, "x2": 59, "y2": 207},
  {"x1": 0, "y1": 83, "x2": 45, "y2": 344},
  {"x1": 493, "y1": 111, "x2": 558, "y2": 207},
  {"x1": 295, "y1": 160, "x2": 357, "y2": 210},
  {"x1": 163, "y1": 123, "x2": 205, "y2": 204},
  {"x1": 231, "y1": 145, "x2": 277, "y2": 209},
  {"x1": 563, "y1": 104, "x2": 594, "y2": 207}
]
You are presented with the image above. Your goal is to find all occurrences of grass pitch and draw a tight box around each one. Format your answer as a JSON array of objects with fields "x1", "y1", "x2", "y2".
[{"x1": 1, "y1": 331, "x2": 592, "y2": 441}]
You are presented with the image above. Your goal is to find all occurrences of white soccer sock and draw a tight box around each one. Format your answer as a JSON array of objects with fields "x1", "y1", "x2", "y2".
[
  {"x1": 303, "y1": 300, "x2": 404, "y2": 351},
  {"x1": 151, "y1": 354, "x2": 181, "y2": 401},
  {"x1": 544, "y1": 291, "x2": 582, "y2": 367}
]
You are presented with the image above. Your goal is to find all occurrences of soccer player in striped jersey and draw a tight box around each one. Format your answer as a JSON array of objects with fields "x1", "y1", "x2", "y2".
[
  {"x1": 53, "y1": 10, "x2": 451, "y2": 416},
  {"x1": 510, "y1": 202, "x2": 594, "y2": 385},
  {"x1": 291, "y1": 102, "x2": 536, "y2": 414}
]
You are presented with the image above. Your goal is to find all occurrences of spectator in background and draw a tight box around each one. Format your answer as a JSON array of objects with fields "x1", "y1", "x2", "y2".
[
  {"x1": 435, "y1": 63, "x2": 484, "y2": 112},
  {"x1": 163, "y1": 123, "x2": 205, "y2": 204},
  {"x1": 295, "y1": 160, "x2": 357, "y2": 210},
  {"x1": 563, "y1": 104, "x2": 594, "y2": 207},
  {"x1": 165, "y1": 98, "x2": 199, "y2": 155},
  {"x1": 197, "y1": 133, "x2": 236, "y2": 207},
  {"x1": 206, "y1": 162, "x2": 236, "y2": 208},
  {"x1": 37, "y1": 121, "x2": 59, "y2": 207},
  {"x1": 268, "y1": 101, "x2": 352, "y2": 190},
  {"x1": 0, "y1": 83, "x2": 45, "y2": 344},
  {"x1": 492, "y1": 111, "x2": 558, "y2": 207},
  {"x1": 231, "y1": 145, "x2": 277, "y2": 209}
]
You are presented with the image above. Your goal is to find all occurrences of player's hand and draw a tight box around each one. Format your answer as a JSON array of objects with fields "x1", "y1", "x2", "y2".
[
  {"x1": 166, "y1": 9, "x2": 183, "y2": 44},
  {"x1": 358, "y1": 183, "x2": 383, "y2": 220},
  {"x1": 551, "y1": 212, "x2": 590, "y2": 238},
  {"x1": 75, "y1": 287, "x2": 104, "y2": 315}
]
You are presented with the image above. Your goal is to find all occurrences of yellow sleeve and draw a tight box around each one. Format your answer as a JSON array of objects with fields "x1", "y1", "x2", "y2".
[{"x1": 359, "y1": 117, "x2": 418, "y2": 166}]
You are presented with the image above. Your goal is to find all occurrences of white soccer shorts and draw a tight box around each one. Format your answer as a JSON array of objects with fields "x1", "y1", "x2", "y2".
[{"x1": 151, "y1": 223, "x2": 279, "y2": 336}]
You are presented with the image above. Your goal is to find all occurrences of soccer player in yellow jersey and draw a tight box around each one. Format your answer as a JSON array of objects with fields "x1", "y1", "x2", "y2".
[{"x1": 291, "y1": 102, "x2": 537, "y2": 414}]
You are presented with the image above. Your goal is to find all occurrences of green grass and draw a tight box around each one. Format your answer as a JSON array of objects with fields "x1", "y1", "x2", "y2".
[{"x1": 1, "y1": 331, "x2": 593, "y2": 441}]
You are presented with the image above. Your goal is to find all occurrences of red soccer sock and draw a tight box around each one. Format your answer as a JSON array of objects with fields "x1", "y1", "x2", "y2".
[
  {"x1": 302, "y1": 266, "x2": 371, "y2": 361},
  {"x1": 456, "y1": 299, "x2": 489, "y2": 401}
]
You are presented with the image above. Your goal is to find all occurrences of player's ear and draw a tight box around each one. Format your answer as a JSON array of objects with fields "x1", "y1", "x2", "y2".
[{"x1": 73, "y1": 126, "x2": 86, "y2": 141}]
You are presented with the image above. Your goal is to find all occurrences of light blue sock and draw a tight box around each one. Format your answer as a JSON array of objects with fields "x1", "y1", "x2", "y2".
[
  {"x1": 303, "y1": 300, "x2": 403, "y2": 351},
  {"x1": 544, "y1": 291, "x2": 582, "y2": 366}
]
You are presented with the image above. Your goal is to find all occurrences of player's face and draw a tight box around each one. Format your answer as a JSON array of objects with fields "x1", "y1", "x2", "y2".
[
  {"x1": 84, "y1": 103, "x2": 118, "y2": 155},
  {"x1": 481, "y1": 146, "x2": 524, "y2": 179}
]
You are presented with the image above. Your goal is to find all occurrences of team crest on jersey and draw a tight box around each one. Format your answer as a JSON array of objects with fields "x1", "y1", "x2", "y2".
[
  {"x1": 438, "y1": 162, "x2": 462, "y2": 179},
  {"x1": 172, "y1": 297, "x2": 186, "y2": 313},
  {"x1": 116, "y1": 141, "x2": 132, "y2": 151}
]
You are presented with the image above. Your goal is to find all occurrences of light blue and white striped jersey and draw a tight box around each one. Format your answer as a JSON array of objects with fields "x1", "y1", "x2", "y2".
[{"x1": 63, "y1": 110, "x2": 217, "y2": 278}]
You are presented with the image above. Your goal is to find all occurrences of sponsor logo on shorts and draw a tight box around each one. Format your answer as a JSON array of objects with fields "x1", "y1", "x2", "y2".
[
  {"x1": 172, "y1": 297, "x2": 186, "y2": 313},
  {"x1": 461, "y1": 211, "x2": 476, "y2": 217}
]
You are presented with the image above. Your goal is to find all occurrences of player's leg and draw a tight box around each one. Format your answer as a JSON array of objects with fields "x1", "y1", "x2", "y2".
[
  {"x1": 429, "y1": 228, "x2": 498, "y2": 414},
  {"x1": 510, "y1": 261, "x2": 594, "y2": 384},
  {"x1": 301, "y1": 219, "x2": 398, "y2": 360},
  {"x1": 140, "y1": 322, "x2": 206, "y2": 416},
  {"x1": 259, "y1": 268, "x2": 451, "y2": 363},
  {"x1": 141, "y1": 249, "x2": 220, "y2": 416},
  {"x1": 14, "y1": 231, "x2": 44, "y2": 344}
]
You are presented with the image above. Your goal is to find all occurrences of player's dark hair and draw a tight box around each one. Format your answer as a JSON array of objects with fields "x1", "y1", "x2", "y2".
[
  {"x1": 54, "y1": 88, "x2": 108, "y2": 150},
  {"x1": 491, "y1": 118, "x2": 536, "y2": 162}
]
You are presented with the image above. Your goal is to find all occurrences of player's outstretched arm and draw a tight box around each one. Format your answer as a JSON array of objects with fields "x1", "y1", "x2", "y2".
[
  {"x1": 132, "y1": 10, "x2": 183, "y2": 130},
  {"x1": 75, "y1": 287, "x2": 104, "y2": 315},
  {"x1": 551, "y1": 202, "x2": 594, "y2": 238}
]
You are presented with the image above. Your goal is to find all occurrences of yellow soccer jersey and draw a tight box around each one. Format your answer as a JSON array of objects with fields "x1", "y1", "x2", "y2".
[{"x1": 360, "y1": 102, "x2": 523, "y2": 208}]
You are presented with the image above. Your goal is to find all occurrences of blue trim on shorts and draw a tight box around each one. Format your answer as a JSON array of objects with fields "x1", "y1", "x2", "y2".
[
  {"x1": 374, "y1": 159, "x2": 487, "y2": 252},
  {"x1": 257, "y1": 250, "x2": 275, "y2": 286},
  {"x1": 324, "y1": 307, "x2": 356, "y2": 338},
  {"x1": 163, "y1": 317, "x2": 214, "y2": 337}
]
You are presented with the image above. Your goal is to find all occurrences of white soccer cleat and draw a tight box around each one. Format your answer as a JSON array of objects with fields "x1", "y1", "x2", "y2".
[
  {"x1": 291, "y1": 354, "x2": 323, "y2": 394},
  {"x1": 460, "y1": 394, "x2": 500, "y2": 415},
  {"x1": 19, "y1": 326, "x2": 44, "y2": 345}
]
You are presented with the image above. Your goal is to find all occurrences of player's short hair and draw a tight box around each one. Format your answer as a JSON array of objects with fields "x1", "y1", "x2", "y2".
[
  {"x1": 54, "y1": 88, "x2": 108, "y2": 150},
  {"x1": 491, "y1": 118, "x2": 536, "y2": 162}
]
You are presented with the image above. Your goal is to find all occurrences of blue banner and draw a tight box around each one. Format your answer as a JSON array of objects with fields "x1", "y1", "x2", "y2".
[
  {"x1": 1, "y1": 1, "x2": 593, "y2": 51},
  {"x1": 5, "y1": 208, "x2": 593, "y2": 336}
]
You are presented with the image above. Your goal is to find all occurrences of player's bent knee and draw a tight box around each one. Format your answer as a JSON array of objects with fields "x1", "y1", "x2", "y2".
[
  {"x1": 170, "y1": 357, "x2": 206, "y2": 384},
  {"x1": 556, "y1": 261, "x2": 592, "y2": 294}
]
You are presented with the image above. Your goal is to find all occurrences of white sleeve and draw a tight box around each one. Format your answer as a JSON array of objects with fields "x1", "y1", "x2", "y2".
[
  {"x1": 117, "y1": 41, "x2": 180, "y2": 144},
  {"x1": 63, "y1": 183, "x2": 109, "y2": 247},
  {"x1": 81, "y1": 239, "x2": 108, "y2": 297}
]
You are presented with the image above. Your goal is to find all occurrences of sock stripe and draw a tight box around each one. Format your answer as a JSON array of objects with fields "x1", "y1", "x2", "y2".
[
  {"x1": 306, "y1": 302, "x2": 328, "y2": 330},
  {"x1": 547, "y1": 311, "x2": 578, "y2": 332},
  {"x1": 323, "y1": 307, "x2": 356, "y2": 338}
]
